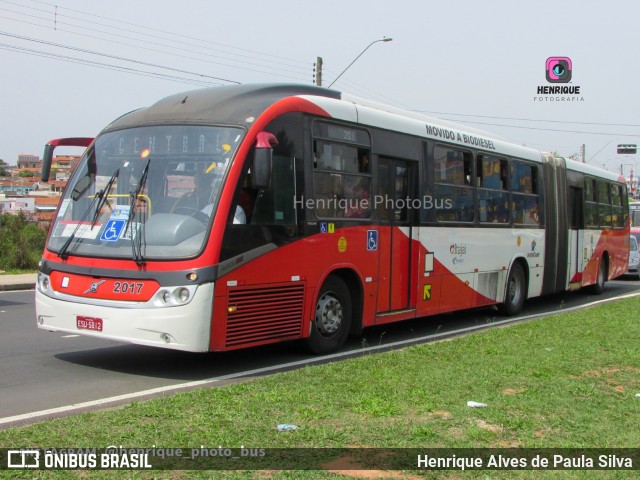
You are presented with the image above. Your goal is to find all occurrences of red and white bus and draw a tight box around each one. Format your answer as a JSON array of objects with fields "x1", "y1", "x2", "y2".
[{"x1": 36, "y1": 84, "x2": 630, "y2": 354}]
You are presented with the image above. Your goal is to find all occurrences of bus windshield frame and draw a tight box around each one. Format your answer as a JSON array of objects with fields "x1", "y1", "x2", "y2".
[{"x1": 46, "y1": 125, "x2": 244, "y2": 261}]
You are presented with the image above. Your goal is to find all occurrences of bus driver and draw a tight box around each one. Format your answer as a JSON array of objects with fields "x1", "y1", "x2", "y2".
[{"x1": 173, "y1": 170, "x2": 246, "y2": 223}]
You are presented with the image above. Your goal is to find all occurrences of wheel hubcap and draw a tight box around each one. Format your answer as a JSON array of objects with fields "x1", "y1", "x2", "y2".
[
  {"x1": 315, "y1": 292, "x2": 342, "y2": 337},
  {"x1": 509, "y1": 275, "x2": 522, "y2": 304}
]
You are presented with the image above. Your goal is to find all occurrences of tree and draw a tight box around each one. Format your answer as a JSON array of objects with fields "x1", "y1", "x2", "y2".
[{"x1": 0, "y1": 212, "x2": 46, "y2": 270}]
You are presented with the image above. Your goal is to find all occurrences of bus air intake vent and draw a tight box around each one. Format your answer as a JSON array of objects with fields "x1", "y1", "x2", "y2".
[{"x1": 226, "y1": 283, "x2": 305, "y2": 347}]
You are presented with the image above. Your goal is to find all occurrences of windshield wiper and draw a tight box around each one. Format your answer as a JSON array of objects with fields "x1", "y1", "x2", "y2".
[
  {"x1": 125, "y1": 159, "x2": 150, "y2": 266},
  {"x1": 57, "y1": 169, "x2": 119, "y2": 259},
  {"x1": 90, "y1": 169, "x2": 119, "y2": 228}
]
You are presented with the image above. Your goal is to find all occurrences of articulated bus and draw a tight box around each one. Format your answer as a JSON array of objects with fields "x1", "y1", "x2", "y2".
[{"x1": 36, "y1": 84, "x2": 630, "y2": 354}]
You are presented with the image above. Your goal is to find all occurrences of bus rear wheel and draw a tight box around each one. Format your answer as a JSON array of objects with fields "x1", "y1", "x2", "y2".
[
  {"x1": 499, "y1": 262, "x2": 526, "y2": 316},
  {"x1": 304, "y1": 276, "x2": 352, "y2": 354}
]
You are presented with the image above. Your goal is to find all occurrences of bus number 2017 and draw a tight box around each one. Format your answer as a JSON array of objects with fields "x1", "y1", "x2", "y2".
[{"x1": 113, "y1": 282, "x2": 144, "y2": 294}]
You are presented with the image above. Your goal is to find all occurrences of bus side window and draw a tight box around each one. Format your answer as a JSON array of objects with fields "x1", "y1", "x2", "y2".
[
  {"x1": 434, "y1": 145, "x2": 474, "y2": 223},
  {"x1": 511, "y1": 161, "x2": 540, "y2": 226},
  {"x1": 477, "y1": 155, "x2": 508, "y2": 224},
  {"x1": 251, "y1": 154, "x2": 296, "y2": 225}
]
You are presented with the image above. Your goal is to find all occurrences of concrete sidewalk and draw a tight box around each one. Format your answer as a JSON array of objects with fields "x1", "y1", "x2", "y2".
[{"x1": 0, "y1": 273, "x2": 37, "y2": 291}]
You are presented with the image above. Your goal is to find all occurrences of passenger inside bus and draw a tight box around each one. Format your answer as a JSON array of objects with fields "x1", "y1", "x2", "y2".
[{"x1": 343, "y1": 177, "x2": 370, "y2": 218}]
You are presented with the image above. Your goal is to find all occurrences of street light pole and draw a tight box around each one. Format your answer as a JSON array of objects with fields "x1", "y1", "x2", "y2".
[{"x1": 328, "y1": 37, "x2": 393, "y2": 88}]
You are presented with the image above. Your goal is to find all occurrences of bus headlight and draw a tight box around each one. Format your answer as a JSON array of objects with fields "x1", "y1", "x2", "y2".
[
  {"x1": 37, "y1": 273, "x2": 52, "y2": 294},
  {"x1": 152, "y1": 285, "x2": 197, "y2": 307},
  {"x1": 161, "y1": 290, "x2": 171, "y2": 304},
  {"x1": 175, "y1": 287, "x2": 190, "y2": 304}
]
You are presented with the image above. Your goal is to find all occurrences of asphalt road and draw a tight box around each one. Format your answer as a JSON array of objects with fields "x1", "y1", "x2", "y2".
[{"x1": 1, "y1": 277, "x2": 639, "y2": 427}]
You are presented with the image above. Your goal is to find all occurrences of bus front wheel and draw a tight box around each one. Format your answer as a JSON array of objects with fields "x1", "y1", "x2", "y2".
[
  {"x1": 589, "y1": 257, "x2": 607, "y2": 294},
  {"x1": 305, "y1": 276, "x2": 352, "y2": 354},
  {"x1": 499, "y1": 262, "x2": 526, "y2": 316}
]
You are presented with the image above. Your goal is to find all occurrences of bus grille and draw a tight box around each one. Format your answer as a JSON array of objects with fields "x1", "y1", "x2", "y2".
[{"x1": 225, "y1": 283, "x2": 305, "y2": 347}]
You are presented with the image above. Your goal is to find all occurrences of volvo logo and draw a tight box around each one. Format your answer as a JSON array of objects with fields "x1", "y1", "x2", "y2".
[{"x1": 84, "y1": 280, "x2": 106, "y2": 295}]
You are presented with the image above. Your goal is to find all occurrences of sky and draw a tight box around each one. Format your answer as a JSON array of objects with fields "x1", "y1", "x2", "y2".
[{"x1": 1, "y1": 0, "x2": 640, "y2": 178}]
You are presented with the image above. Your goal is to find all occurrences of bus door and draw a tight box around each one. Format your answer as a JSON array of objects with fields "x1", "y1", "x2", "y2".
[
  {"x1": 568, "y1": 186, "x2": 584, "y2": 287},
  {"x1": 376, "y1": 158, "x2": 418, "y2": 314}
]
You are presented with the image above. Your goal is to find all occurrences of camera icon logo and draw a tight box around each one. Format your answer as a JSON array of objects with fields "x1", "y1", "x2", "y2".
[
  {"x1": 546, "y1": 57, "x2": 572, "y2": 83},
  {"x1": 7, "y1": 450, "x2": 40, "y2": 469}
]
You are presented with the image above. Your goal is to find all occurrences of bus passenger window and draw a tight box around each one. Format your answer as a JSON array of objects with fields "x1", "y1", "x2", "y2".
[
  {"x1": 358, "y1": 150, "x2": 370, "y2": 173},
  {"x1": 477, "y1": 155, "x2": 508, "y2": 224},
  {"x1": 251, "y1": 155, "x2": 296, "y2": 225},
  {"x1": 434, "y1": 146, "x2": 474, "y2": 223},
  {"x1": 611, "y1": 184, "x2": 625, "y2": 228},
  {"x1": 343, "y1": 176, "x2": 371, "y2": 218},
  {"x1": 584, "y1": 177, "x2": 599, "y2": 227},
  {"x1": 313, "y1": 139, "x2": 372, "y2": 220}
]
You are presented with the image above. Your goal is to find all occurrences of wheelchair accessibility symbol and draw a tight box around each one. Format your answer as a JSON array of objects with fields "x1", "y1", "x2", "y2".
[
  {"x1": 367, "y1": 230, "x2": 378, "y2": 251},
  {"x1": 100, "y1": 219, "x2": 126, "y2": 242}
]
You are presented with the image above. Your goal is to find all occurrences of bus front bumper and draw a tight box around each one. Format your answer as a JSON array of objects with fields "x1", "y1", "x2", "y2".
[{"x1": 35, "y1": 282, "x2": 214, "y2": 352}]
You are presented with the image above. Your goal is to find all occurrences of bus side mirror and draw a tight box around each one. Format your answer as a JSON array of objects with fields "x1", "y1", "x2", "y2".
[
  {"x1": 41, "y1": 144, "x2": 55, "y2": 182},
  {"x1": 253, "y1": 131, "x2": 278, "y2": 189},
  {"x1": 41, "y1": 137, "x2": 93, "y2": 182}
]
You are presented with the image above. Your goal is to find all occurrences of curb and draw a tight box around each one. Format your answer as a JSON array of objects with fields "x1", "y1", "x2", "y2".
[
  {"x1": 0, "y1": 274, "x2": 37, "y2": 292},
  {"x1": 0, "y1": 282, "x2": 36, "y2": 291}
]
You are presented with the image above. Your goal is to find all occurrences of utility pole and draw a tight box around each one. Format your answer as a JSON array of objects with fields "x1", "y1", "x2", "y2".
[
  {"x1": 581, "y1": 144, "x2": 586, "y2": 163},
  {"x1": 314, "y1": 57, "x2": 323, "y2": 86}
]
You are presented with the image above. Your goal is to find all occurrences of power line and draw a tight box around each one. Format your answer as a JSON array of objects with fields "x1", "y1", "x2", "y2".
[
  {"x1": 1, "y1": 0, "x2": 310, "y2": 72},
  {"x1": 414, "y1": 110, "x2": 640, "y2": 128},
  {"x1": 0, "y1": 12, "x2": 309, "y2": 82},
  {"x1": 0, "y1": 30, "x2": 241, "y2": 84},
  {"x1": 0, "y1": 43, "x2": 222, "y2": 87},
  {"x1": 26, "y1": 0, "x2": 310, "y2": 67},
  {"x1": 0, "y1": 7, "x2": 311, "y2": 81},
  {"x1": 436, "y1": 117, "x2": 640, "y2": 137}
]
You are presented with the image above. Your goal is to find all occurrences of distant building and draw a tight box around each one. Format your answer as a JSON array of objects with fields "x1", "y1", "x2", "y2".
[
  {"x1": 51, "y1": 155, "x2": 81, "y2": 180},
  {"x1": 17, "y1": 154, "x2": 41, "y2": 169},
  {"x1": 0, "y1": 194, "x2": 61, "y2": 225},
  {"x1": 0, "y1": 178, "x2": 38, "y2": 195},
  {"x1": 0, "y1": 196, "x2": 35, "y2": 216}
]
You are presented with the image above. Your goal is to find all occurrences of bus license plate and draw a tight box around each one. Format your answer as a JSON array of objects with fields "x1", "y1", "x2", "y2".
[{"x1": 76, "y1": 316, "x2": 103, "y2": 332}]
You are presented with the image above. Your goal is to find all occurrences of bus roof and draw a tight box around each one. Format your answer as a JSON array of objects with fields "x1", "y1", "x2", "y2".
[
  {"x1": 564, "y1": 156, "x2": 625, "y2": 183},
  {"x1": 103, "y1": 84, "x2": 340, "y2": 132},
  {"x1": 101, "y1": 83, "x2": 620, "y2": 182}
]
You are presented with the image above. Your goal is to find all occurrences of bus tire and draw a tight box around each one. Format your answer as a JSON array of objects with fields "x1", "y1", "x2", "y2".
[
  {"x1": 589, "y1": 257, "x2": 607, "y2": 294},
  {"x1": 499, "y1": 262, "x2": 526, "y2": 316},
  {"x1": 305, "y1": 276, "x2": 352, "y2": 354}
]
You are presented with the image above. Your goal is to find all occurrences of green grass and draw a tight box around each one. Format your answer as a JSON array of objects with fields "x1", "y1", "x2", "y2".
[
  {"x1": 0, "y1": 269, "x2": 36, "y2": 275},
  {"x1": 2, "y1": 297, "x2": 640, "y2": 479}
]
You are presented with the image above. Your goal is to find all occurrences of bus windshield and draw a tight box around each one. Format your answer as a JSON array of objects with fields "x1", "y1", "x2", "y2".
[{"x1": 47, "y1": 125, "x2": 243, "y2": 261}]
